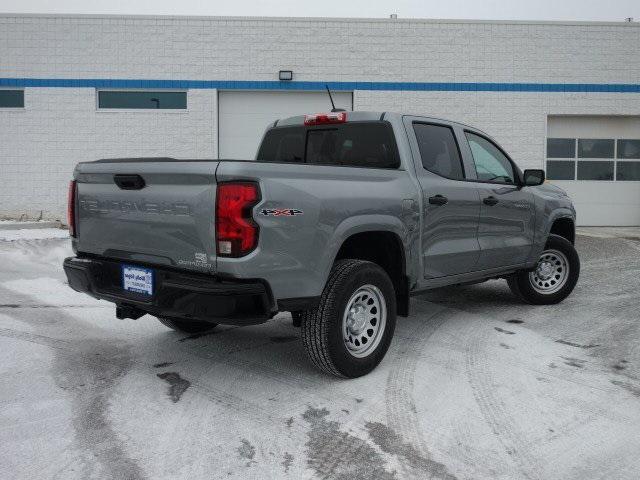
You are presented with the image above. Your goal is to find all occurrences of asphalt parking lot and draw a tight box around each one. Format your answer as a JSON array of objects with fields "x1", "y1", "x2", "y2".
[{"x1": 1, "y1": 229, "x2": 639, "y2": 480}]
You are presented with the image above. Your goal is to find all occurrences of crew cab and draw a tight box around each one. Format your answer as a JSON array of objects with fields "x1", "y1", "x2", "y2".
[{"x1": 64, "y1": 111, "x2": 579, "y2": 377}]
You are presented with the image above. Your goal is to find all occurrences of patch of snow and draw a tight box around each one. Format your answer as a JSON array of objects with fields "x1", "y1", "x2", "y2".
[
  {"x1": 0, "y1": 219, "x2": 58, "y2": 223},
  {"x1": 2, "y1": 277, "x2": 100, "y2": 307},
  {"x1": 0, "y1": 228, "x2": 70, "y2": 242}
]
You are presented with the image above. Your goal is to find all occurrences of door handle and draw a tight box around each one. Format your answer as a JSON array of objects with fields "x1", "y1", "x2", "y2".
[
  {"x1": 483, "y1": 196, "x2": 499, "y2": 206},
  {"x1": 114, "y1": 174, "x2": 145, "y2": 190},
  {"x1": 428, "y1": 195, "x2": 448, "y2": 206}
]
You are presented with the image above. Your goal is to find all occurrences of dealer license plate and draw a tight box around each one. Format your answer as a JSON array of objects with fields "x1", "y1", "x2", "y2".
[{"x1": 122, "y1": 264, "x2": 154, "y2": 296}]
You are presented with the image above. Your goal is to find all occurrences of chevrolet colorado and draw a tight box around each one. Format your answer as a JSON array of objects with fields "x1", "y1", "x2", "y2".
[{"x1": 63, "y1": 111, "x2": 579, "y2": 377}]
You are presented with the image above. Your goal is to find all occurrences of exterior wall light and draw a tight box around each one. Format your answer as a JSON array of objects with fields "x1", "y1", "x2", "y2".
[{"x1": 279, "y1": 70, "x2": 293, "y2": 81}]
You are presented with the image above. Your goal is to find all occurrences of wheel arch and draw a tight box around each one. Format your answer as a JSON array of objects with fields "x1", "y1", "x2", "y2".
[
  {"x1": 548, "y1": 216, "x2": 576, "y2": 245},
  {"x1": 331, "y1": 223, "x2": 410, "y2": 317}
]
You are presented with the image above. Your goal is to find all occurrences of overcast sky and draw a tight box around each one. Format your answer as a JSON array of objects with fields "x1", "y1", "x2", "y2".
[{"x1": 1, "y1": 0, "x2": 638, "y2": 22}]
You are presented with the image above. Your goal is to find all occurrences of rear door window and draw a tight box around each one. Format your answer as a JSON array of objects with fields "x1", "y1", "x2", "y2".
[
  {"x1": 257, "y1": 122, "x2": 400, "y2": 169},
  {"x1": 413, "y1": 123, "x2": 465, "y2": 180}
]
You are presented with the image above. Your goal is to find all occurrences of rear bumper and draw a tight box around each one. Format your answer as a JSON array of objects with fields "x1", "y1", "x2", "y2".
[{"x1": 63, "y1": 256, "x2": 274, "y2": 325}]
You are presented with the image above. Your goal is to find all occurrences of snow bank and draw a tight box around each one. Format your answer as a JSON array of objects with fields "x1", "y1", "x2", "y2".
[{"x1": 0, "y1": 228, "x2": 70, "y2": 242}]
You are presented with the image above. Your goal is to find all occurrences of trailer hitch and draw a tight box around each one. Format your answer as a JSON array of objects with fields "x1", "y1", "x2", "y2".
[{"x1": 116, "y1": 304, "x2": 145, "y2": 320}]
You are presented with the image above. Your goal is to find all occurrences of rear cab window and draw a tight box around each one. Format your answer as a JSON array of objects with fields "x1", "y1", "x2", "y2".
[{"x1": 257, "y1": 122, "x2": 400, "y2": 169}]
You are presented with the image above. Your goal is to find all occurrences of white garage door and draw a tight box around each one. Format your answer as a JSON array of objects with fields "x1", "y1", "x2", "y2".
[
  {"x1": 218, "y1": 90, "x2": 353, "y2": 159},
  {"x1": 546, "y1": 116, "x2": 640, "y2": 226}
]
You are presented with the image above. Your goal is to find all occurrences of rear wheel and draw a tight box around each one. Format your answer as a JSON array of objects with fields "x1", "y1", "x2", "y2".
[
  {"x1": 157, "y1": 317, "x2": 217, "y2": 334},
  {"x1": 301, "y1": 259, "x2": 397, "y2": 378},
  {"x1": 507, "y1": 234, "x2": 580, "y2": 305}
]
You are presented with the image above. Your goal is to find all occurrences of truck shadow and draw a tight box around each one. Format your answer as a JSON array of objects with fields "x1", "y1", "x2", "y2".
[
  {"x1": 418, "y1": 280, "x2": 525, "y2": 309},
  {"x1": 143, "y1": 314, "x2": 328, "y2": 381}
]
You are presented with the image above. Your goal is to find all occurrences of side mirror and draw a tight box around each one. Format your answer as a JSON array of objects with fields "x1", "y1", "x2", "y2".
[{"x1": 523, "y1": 169, "x2": 545, "y2": 186}]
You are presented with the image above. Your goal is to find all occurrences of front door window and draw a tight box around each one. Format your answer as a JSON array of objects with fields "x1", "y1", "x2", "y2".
[{"x1": 465, "y1": 132, "x2": 515, "y2": 184}]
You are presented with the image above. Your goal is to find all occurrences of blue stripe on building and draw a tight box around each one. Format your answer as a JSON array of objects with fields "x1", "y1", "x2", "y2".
[{"x1": 1, "y1": 78, "x2": 639, "y2": 93}]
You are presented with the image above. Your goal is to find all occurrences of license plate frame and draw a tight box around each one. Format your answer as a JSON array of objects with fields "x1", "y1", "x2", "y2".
[{"x1": 121, "y1": 264, "x2": 154, "y2": 296}]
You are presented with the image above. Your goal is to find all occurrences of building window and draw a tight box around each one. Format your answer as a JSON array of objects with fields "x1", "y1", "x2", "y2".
[
  {"x1": 547, "y1": 138, "x2": 575, "y2": 158},
  {"x1": 617, "y1": 139, "x2": 640, "y2": 159},
  {"x1": 617, "y1": 162, "x2": 640, "y2": 181},
  {"x1": 0, "y1": 90, "x2": 24, "y2": 108},
  {"x1": 577, "y1": 161, "x2": 614, "y2": 180},
  {"x1": 617, "y1": 139, "x2": 640, "y2": 180},
  {"x1": 577, "y1": 139, "x2": 615, "y2": 158},
  {"x1": 546, "y1": 138, "x2": 576, "y2": 179},
  {"x1": 97, "y1": 90, "x2": 187, "y2": 110},
  {"x1": 547, "y1": 136, "x2": 640, "y2": 182},
  {"x1": 546, "y1": 160, "x2": 575, "y2": 180},
  {"x1": 576, "y1": 139, "x2": 614, "y2": 180}
]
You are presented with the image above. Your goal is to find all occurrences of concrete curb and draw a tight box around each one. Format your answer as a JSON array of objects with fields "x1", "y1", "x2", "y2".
[{"x1": 576, "y1": 227, "x2": 640, "y2": 240}]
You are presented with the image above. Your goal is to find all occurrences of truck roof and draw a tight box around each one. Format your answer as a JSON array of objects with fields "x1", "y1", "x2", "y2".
[{"x1": 273, "y1": 111, "x2": 491, "y2": 138}]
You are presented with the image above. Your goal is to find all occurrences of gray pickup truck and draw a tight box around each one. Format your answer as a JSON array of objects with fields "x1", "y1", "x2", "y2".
[{"x1": 64, "y1": 111, "x2": 579, "y2": 377}]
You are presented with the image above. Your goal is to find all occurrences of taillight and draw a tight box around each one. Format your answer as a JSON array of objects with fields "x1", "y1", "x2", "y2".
[
  {"x1": 67, "y1": 180, "x2": 77, "y2": 237},
  {"x1": 304, "y1": 112, "x2": 347, "y2": 126},
  {"x1": 215, "y1": 182, "x2": 260, "y2": 257}
]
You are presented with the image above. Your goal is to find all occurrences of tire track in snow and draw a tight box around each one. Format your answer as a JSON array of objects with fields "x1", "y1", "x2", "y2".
[
  {"x1": 0, "y1": 286, "x2": 146, "y2": 480},
  {"x1": 384, "y1": 302, "x2": 452, "y2": 479},
  {"x1": 464, "y1": 326, "x2": 541, "y2": 480}
]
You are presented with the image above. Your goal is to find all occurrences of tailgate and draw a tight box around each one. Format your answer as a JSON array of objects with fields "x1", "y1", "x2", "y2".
[{"x1": 74, "y1": 160, "x2": 219, "y2": 273}]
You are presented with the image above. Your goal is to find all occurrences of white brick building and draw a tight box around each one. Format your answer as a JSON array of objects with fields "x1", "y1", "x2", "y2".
[{"x1": 1, "y1": 14, "x2": 639, "y2": 225}]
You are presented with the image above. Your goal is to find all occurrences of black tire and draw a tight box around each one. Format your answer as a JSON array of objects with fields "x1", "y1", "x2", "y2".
[
  {"x1": 507, "y1": 234, "x2": 580, "y2": 305},
  {"x1": 157, "y1": 316, "x2": 217, "y2": 334},
  {"x1": 301, "y1": 259, "x2": 397, "y2": 378}
]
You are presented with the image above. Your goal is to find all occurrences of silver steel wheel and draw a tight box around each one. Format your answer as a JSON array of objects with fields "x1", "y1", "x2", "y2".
[
  {"x1": 342, "y1": 284, "x2": 387, "y2": 358},
  {"x1": 528, "y1": 249, "x2": 569, "y2": 294}
]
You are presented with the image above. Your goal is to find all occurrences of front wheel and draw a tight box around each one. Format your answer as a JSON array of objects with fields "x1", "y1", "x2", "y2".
[
  {"x1": 507, "y1": 234, "x2": 580, "y2": 305},
  {"x1": 301, "y1": 259, "x2": 397, "y2": 378}
]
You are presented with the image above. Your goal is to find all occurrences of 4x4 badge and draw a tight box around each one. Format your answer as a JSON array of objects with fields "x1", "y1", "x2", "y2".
[{"x1": 260, "y1": 208, "x2": 303, "y2": 216}]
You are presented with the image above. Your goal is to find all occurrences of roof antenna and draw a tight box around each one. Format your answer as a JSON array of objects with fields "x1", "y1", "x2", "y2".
[{"x1": 325, "y1": 85, "x2": 346, "y2": 112}]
